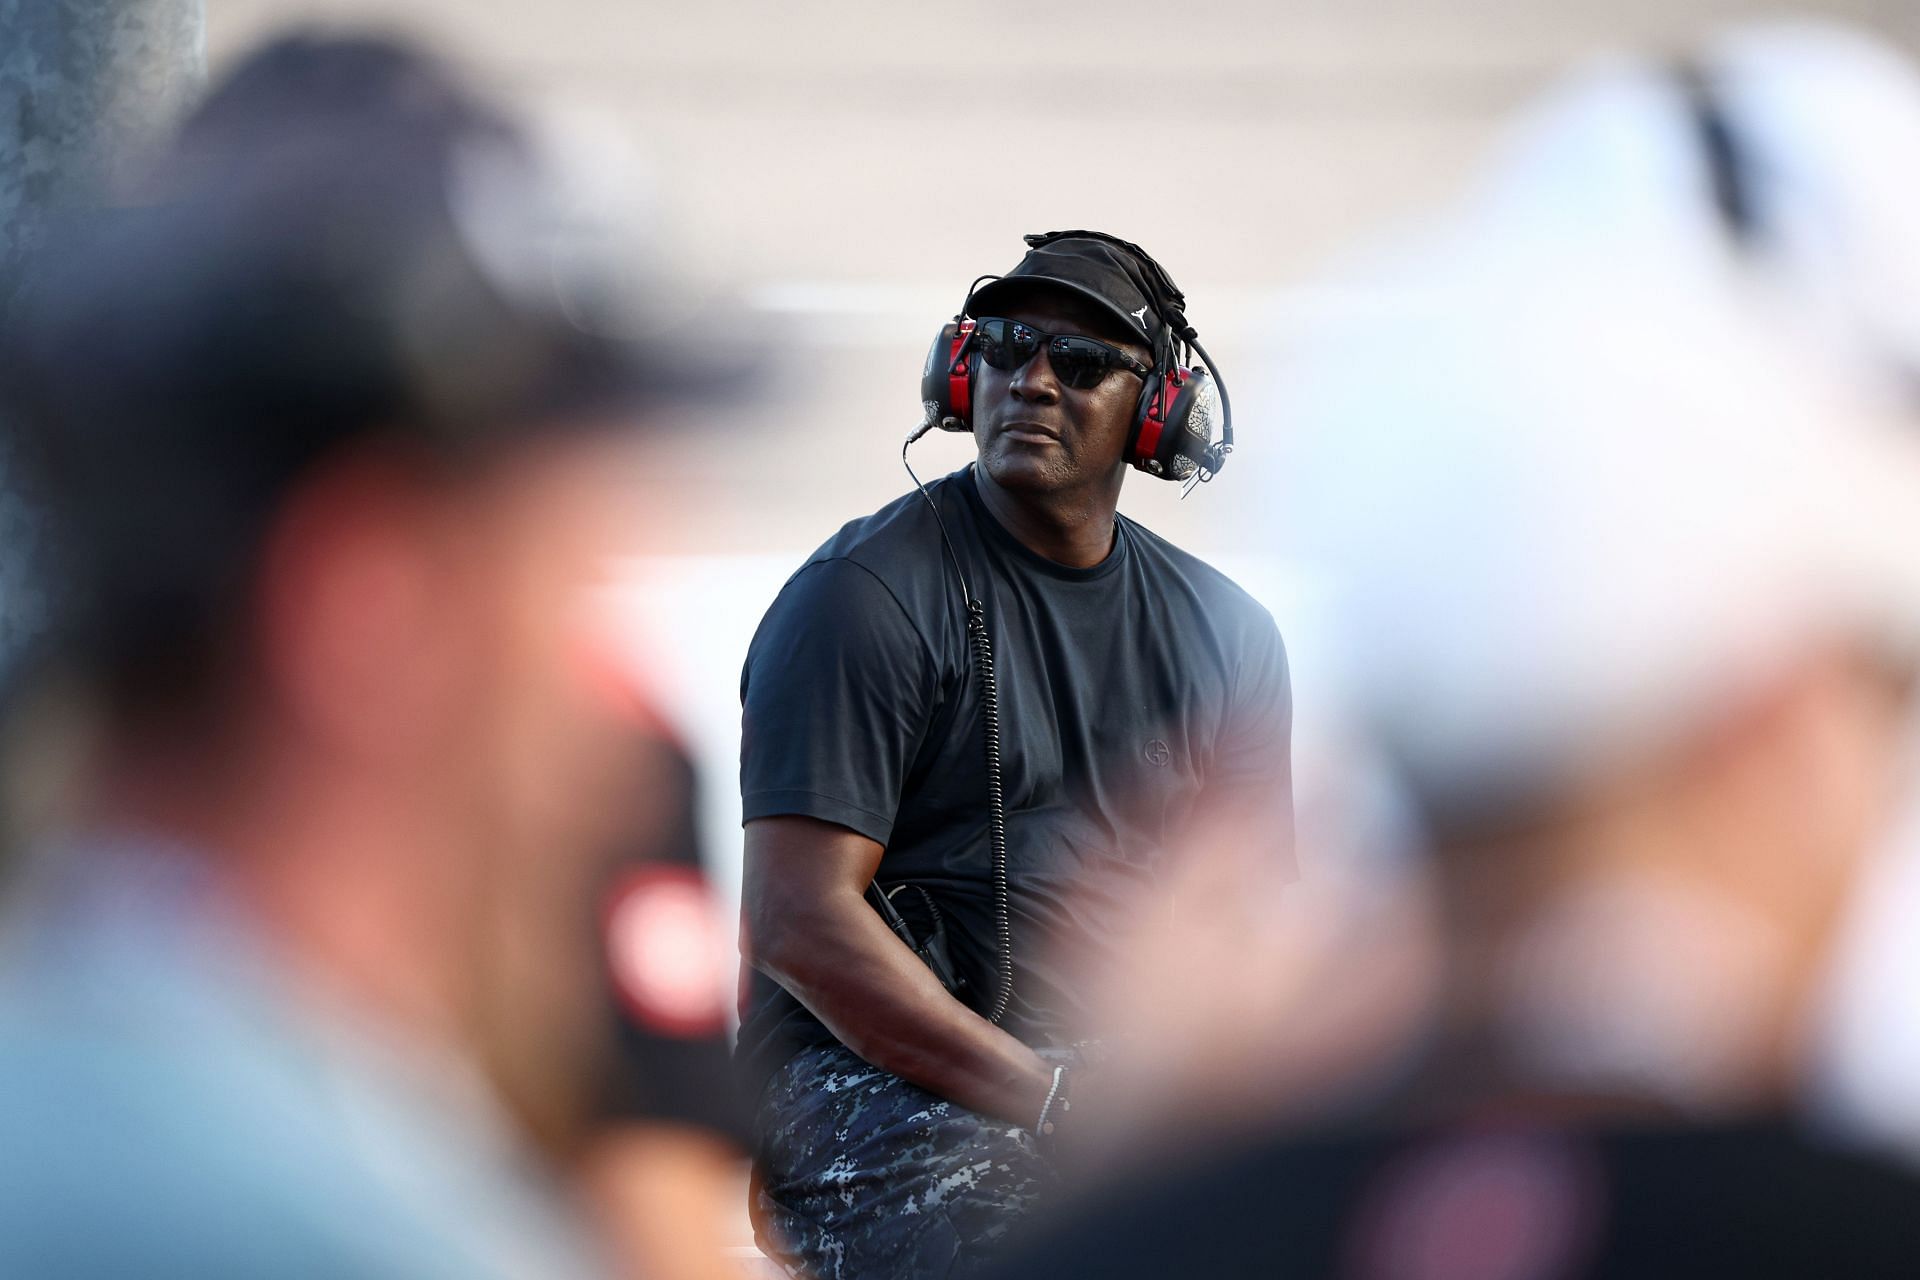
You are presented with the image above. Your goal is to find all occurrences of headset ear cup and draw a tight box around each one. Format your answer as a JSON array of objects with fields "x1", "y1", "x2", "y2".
[
  {"x1": 1167, "y1": 367, "x2": 1226, "y2": 477},
  {"x1": 919, "y1": 320, "x2": 978, "y2": 432},
  {"x1": 1128, "y1": 366, "x2": 1184, "y2": 477},
  {"x1": 1128, "y1": 366, "x2": 1225, "y2": 480}
]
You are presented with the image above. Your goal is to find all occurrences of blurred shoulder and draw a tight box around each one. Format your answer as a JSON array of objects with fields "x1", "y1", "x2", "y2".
[
  {"x1": 1005, "y1": 1121, "x2": 1920, "y2": 1280},
  {"x1": 0, "y1": 906, "x2": 599, "y2": 1280}
]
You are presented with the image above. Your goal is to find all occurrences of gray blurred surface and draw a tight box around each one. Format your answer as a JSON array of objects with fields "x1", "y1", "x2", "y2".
[
  {"x1": 197, "y1": 1, "x2": 1919, "y2": 555},
  {"x1": 0, "y1": 0, "x2": 205, "y2": 681},
  {"x1": 3, "y1": 0, "x2": 204, "y2": 272}
]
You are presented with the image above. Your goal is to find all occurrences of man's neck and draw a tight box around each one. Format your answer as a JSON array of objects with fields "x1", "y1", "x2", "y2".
[
  {"x1": 88, "y1": 736, "x2": 476, "y2": 1053},
  {"x1": 1413, "y1": 823, "x2": 1806, "y2": 1123},
  {"x1": 971, "y1": 465, "x2": 1123, "y2": 569}
]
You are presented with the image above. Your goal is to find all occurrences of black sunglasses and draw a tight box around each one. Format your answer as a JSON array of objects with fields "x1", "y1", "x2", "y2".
[{"x1": 970, "y1": 316, "x2": 1152, "y2": 390}]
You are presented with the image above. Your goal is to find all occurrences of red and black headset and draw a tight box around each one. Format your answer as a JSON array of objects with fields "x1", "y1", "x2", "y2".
[{"x1": 916, "y1": 231, "x2": 1234, "y2": 486}]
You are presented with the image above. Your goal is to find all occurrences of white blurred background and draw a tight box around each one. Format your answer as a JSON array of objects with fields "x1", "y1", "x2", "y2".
[{"x1": 204, "y1": 0, "x2": 1920, "y2": 555}]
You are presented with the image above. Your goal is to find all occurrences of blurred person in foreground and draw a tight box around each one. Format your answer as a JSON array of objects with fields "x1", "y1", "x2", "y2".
[
  {"x1": 584, "y1": 693, "x2": 759, "y2": 1280},
  {"x1": 1652, "y1": 27, "x2": 1920, "y2": 1159},
  {"x1": 999, "y1": 22, "x2": 1920, "y2": 1280},
  {"x1": 737, "y1": 231, "x2": 1292, "y2": 1278},
  {"x1": 0, "y1": 33, "x2": 750, "y2": 1278}
]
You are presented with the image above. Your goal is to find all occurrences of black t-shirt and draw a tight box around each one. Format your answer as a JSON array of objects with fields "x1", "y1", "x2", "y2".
[
  {"x1": 995, "y1": 1118, "x2": 1920, "y2": 1278},
  {"x1": 735, "y1": 466, "x2": 1292, "y2": 1097}
]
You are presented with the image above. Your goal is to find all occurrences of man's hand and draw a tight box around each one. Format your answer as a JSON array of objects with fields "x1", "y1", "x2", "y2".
[{"x1": 743, "y1": 815, "x2": 1053, "y2": 1124}]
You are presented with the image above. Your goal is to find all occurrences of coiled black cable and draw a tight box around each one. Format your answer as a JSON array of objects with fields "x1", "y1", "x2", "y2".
[
  {"x1": 966, "y1": 598, "x2": 1014, "y2": 1024},
  {"x1": 904, "y1": 438, "x2": 1015, "y2": 1026}
]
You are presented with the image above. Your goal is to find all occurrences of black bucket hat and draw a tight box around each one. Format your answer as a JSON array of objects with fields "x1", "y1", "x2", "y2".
[{"x1": 967, "y1": 231, "x2": 1174, "y2": 356}]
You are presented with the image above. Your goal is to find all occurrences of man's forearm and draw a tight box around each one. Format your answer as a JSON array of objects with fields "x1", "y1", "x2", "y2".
[{"x1": 755, "y1": 896, "x2": 1052, "y2": 1124}]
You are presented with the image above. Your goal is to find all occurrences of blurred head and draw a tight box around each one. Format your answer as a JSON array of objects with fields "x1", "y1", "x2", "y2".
[
  {"x1": 1, "y1": 33, "x2": 742, "y2": 1132},
  {"x1": 7, "y1": 34, "x2": 705, "y2": 721},
  {"x1": 965, "y1": 235, "x2": 1162, "y2": 499},
  {"x1": 1269, "y1": 30, "x2": 1920, "y2": 1102}
]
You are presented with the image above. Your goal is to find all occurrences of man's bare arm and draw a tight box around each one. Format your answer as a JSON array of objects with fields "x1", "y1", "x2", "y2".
[{"x1": 743, "y1": 815, "x2": 1052, "y2": 1123}]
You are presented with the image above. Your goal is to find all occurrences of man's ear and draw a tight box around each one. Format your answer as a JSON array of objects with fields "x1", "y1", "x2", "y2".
[{"x1": 252, "y1": 450, "x2": 467, "y2": 762}]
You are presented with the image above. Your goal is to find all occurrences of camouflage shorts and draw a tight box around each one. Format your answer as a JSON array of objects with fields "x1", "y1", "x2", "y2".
[{"x1": 752, "y1": 1042, "x2": 1076, "y2": 1280}]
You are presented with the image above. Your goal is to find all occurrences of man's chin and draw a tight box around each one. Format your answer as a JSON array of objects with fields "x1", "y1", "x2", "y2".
[{"x1": 979, "y1": 449, "x2": 1072, "y2": 494}]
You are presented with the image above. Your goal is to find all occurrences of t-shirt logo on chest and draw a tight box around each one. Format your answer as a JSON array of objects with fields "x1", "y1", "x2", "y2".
[{"x1": 1143, "y1": 739, "x2": 1171, "y2": 767}]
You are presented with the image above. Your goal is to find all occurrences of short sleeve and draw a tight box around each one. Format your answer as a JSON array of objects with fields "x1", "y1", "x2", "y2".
[
  {"x1": 739, "y1": 558, "x2": 939, "y2": 846},
  {"x1": 1204, "y1": 615, "x2": 1296, "y2": 875}
]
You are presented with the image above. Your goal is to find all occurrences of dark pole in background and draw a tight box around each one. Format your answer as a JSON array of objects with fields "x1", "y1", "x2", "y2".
[
  {"x1": 0, "y1": 0, "x2": 203, "y2": 842},
  {"x1": 1, "y1": 0, "x2": 204, "y2": 275},
  {"x1": 0, "y1": 0, "x2": 204, "y2": 670}
]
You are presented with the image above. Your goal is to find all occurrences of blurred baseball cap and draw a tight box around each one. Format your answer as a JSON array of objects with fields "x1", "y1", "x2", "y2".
[
  {"x1": 1459, "y1": 20, "x2": 1920, "y2": 415},
  {"x1": 0, "y1": 33, "x2": 759, "y2": 697},
  {"x1": 7, "y1": 34, "x2": 754, "y2": 455},
  {"x1": 1264, "y1": 26, "x2": 1920, "y2": 818}
]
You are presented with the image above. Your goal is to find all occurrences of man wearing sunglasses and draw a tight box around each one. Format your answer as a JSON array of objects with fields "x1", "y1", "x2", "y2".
[{"x1": 738, "y1": 233, "x2": 1293, "y2": 1278}]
